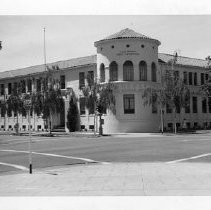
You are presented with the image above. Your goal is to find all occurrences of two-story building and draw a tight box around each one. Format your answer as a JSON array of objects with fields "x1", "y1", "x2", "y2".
[{"x1": 0, "y1": 28, "x2": 210, "y2": 133}]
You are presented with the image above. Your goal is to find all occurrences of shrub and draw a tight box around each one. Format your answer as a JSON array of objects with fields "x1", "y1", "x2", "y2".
[{"x1": 66, "y1": 97, "x2": 79, "y2": 132}]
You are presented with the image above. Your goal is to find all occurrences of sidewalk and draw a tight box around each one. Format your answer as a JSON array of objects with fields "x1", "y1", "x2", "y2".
[{"x1": 1, "y1": 162, "x2": 211, "y2": 196}]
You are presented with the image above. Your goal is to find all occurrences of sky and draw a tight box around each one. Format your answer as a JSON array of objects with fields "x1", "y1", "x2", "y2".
[{"x1": 0, "y1": 15, "x2": 211, "y2": 72}]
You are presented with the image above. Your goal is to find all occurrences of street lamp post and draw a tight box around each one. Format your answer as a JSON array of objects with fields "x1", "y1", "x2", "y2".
[
  {"x1": 23, "y1": 94, "x2": 32, "y2": 174},
  {"x1": 28, "y1": 109, "x2": 32, "y2": 174}
]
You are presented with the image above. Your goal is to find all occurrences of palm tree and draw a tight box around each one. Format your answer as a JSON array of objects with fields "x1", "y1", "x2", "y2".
[{"x1": 82, "y1": 74, "x2": 115, "y2": 135}]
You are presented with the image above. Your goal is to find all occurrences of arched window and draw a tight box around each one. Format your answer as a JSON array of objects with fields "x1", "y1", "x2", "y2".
[
  {"x1": 139, "y1": 61, "x2": 147, "y2": 81},
  {"x1": 123, "y1": 61, "x2": 134, "y2": 81},
  {"x1": 100, "y1": 63, "x2": 105, "y2": 82},
  {"x1": 151, "y1": 62, "x2": 157, "y2": 82},
  {"x1": 109, "y1": 61, "x2": 118, "y2": 81}
]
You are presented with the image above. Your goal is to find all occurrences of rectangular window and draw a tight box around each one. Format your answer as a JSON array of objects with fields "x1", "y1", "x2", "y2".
[
  {"x1": 13, "y1": 82, "x2": 18, "y2": 93},
  {"x1": 60, "y1": 75, "x2": 65, "y2": 89},
  {"x1": 183, "y1": 72, "x2": 188, "y2": 85},
  {"x1": 79, "y1": 72, "x2": 85, "y2": 89},
  {"x1": 22, "y1": 107, "x2": 26, "y2": 117},
  {"x1": 89, "y1": 125, "x2": 94, "y2": 130},
  {"x1": 79, "y1": 97, "x2": 86, "y2": 115},
  {"x1": 88, "y1": 99, "x2": 95, "y2": 115},
  {"x1": 36, "y1": 79, "x2": 41, "y2": 92},
  {"x1": 152, "y1": 95, "x2": 157, "y2": 113},
  {"x1": 87, "y1": 71, "x2": 94, "y2": 86},
  {"x1": 194, "y1": 72, "x2": 197, "y2": 85},
  {"x1": 187, "y1": 122, "x2": 191, "y2": 129},
  {"x1": 185, "y1": 103, "x2": 190, "y2": 113},
  {"x1": 8, "y1": 83, "x2": 12, "y2": 95},
  {"x1": 205, "y1": 74, "x2": 209, "y2": 82},
  {"x1": 21, "y1": 80, "x2": 26, "y2": 93},
  {"x1": 123, "y1": 94, "x2": 135, "y2": 114},
  {"x1": 174, "y1": 71, "x2": 179, "y2": 80},
  {"x1": 7, "y1": 107, "x2": 12, "y2": 117},
  {"x1": 202, "y1": 98, "x2": 207, "y2": 113},
  {"x1": 192, "y1": 96, "x2": 198, "y2": 113},
  {"x1": 168, "y1": 123, "x2": 173, "y2": 130},
  {"x1": 1, "y1": 106, "x2": 5, "y2": 117},
  {"x1": 189, "y1": 72, "x2": 192, "y2": 85},
  {"x1": 194, "y1": 122, "x2": 198, "y2": 128},
  {"x1": 1, "y1": 84, "x2": 4, "y2": 95},
  {"x1": 201, "y1": 73, "x2": 204, "y2": 85},
  {"x1": 27, "y1": 79, "x2": 32, "y2": 92},
  {"x1": 176, "y1": 104, "x2": 180, "y2": 113},
  {"x1": 166, "y1": 103, "x2": 172, "y2": 114},
  {"x1": 176, "y1": 123, "x2": 180, "y2": 129}
]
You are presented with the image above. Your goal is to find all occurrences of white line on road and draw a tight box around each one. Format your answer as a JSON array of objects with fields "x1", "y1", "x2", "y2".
[
  {"x1": 166, "y1": 153, "x2": 211, "y2": 164},
  {"x1": 0, "y1": 162, "x2": 28, "y2": 171},
  {"x1": 0, "y1": 149, "x2": 110, "y2": 165},
  {"x1": 181, "y1": 138, "x2": 211, "y2": 142}
]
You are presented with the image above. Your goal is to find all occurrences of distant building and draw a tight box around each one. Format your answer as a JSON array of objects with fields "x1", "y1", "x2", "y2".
[{"x1": 0, "y1": 28, "x2": 210, "y2": 133}]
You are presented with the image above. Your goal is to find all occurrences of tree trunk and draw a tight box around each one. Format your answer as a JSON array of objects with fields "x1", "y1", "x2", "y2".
[
  {"x1": 93, "y1": 102, "x2": 96, "y2": 136},
  {"x1": 49, "y1": 117, "x2": 51, "y2": 134},
  {"x1": 173, "y1": 107, "x2": 177, "y2": 134},
  {"x1": 99, "y1": 114, "x2": 103, "y2": 136},
  {"x1": 180, "y1": 107, "x2": 185, "y2": 131},
  {"x1": 33, "y1": 111, "x2": 36, "y2": 132},
  {"x1": 4, "y1": 110, "x2": 6, "y2": 131},
  {"x1": 49, "y1": 111, "x2": 52, "y2": 134},
  {"x1": 16, "y1": 113, "x2": 19, "y2": 134},
  {"x1": 160, "y1": 108, "x2": 164, "y2": 134}
]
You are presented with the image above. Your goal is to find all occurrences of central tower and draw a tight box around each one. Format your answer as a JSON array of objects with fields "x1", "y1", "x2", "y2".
[{"x1": 94, "y1": 28, "x2": 162, "y2": 133}]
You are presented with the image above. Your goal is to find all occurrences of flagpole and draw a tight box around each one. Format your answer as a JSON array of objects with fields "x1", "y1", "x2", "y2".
[{"x1": 43, "y1": 28, "x2": 47, "y2": 71}]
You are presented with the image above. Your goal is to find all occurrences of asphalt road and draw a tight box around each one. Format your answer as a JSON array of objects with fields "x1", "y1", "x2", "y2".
[{"x1": 0, "y1": 132, "x2": 211, "y2": 175}]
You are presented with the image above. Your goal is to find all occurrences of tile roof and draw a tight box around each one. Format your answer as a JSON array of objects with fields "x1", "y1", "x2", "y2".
[
  {"x1": 94, "y1": 28, "x2": 161, "y2": 45},
  {"x1": 0, "y1": 53, "x2": 209, "y2": 80},
  {"x1": 158, "y1": 53, "x2": 208, "y2": 68},
  {"x1": 0, "y1": 55, "x2": 97, "y2": 80}
]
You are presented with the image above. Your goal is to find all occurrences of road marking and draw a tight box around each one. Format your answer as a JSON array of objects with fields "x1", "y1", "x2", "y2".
[
  {"x1": 0, "y1": 162, "x2": 28, "y2": 171},
  {"x1": 181, "y1": 138, "x2": 211, "y2": 142},
  {"x1": 166, "y1": 153, "x2": 211, "y2": 164},
  {"x1": 0, "y1": 149, "x2": 110, "y2": 165}
]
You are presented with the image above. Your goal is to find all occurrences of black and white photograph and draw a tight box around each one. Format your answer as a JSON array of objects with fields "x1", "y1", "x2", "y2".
[{"x1": 0, "y1": 1, "x2": 211, "y2": 209}]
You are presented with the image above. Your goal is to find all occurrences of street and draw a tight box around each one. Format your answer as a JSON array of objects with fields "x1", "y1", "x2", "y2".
[{"x1": 0, "y1": 132, "x2": 211, "y2": 175}]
